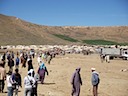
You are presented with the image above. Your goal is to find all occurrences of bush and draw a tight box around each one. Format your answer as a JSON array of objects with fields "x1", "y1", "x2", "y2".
[
  {"x1": 82, "y1": 39, "x2": 119, "y2": 45},
  {"x1": 53, "y1": 34, "x2": 78, "y2": 42}
]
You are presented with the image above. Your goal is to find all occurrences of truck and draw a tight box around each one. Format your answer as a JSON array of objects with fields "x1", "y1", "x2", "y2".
[{"x1": 100, "y1": 48, "x2": 128, "y2": 60}]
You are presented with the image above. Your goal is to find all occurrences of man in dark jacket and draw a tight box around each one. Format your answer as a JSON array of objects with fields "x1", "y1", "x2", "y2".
[
  {"x1": 8, "y1": 58, "x2": 14, "y2": 73},
  {"x1": 27, "y1": 56, "x2": 33, "y2": 71},
  {"x1": 15, "y1": 55, "x2": 20, "y2": 69},
  {"x1": 0, "y1": 61, "x2": 6, "y2": 93},
  {"x1": 91, "y1": 68, "x2": 100, "y2": 96},
  {"x1": 12, "y1": 69, "x2": 22, "y2": 96}
]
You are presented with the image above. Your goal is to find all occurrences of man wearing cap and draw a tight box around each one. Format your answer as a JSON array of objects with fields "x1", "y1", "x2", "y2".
[
  {"x1": 29, "y1": 69, "x2": 39, "y2": 96},
  {"x1": 24, "y1": 70, "x2": 35, "y2": 96},
  {"x1": 91, "y1": 68, "x2": 100, "y2": 96}
]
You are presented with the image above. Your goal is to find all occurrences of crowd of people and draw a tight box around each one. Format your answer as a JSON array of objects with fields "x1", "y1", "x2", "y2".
[
  {"x1": 0, "y1": 50, "x2": 100, "y2": 96},
  {"x1": 0, "y1": 50, "x2": 51, "y2": 96}
]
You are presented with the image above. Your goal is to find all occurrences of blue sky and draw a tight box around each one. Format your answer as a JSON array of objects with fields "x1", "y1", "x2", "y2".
[{"x1": 0, "y1": 0, "x2": 128, "y2": 26}]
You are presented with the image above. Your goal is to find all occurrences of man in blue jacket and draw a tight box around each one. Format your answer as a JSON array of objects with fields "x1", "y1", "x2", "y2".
[{"x1": 91, "y1": 68, "x2": 100, "y2": 96}]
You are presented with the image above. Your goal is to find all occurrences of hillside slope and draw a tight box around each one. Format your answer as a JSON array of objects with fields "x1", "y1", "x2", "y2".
[{"x1": 0, "y1": 14, "x2": 128, "y2": 45}]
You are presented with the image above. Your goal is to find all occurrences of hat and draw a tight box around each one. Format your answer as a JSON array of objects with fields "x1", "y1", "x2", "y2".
[
  {"x1": 91, "y1": 68, "x2": 96, "y2": 71},
  {"x1": 27, "y1": 71, "x2": 31, "y2": 75},
  {"x1": 29, "y1": 69, "x2": 34, "y2": 73},
  {"x1": 76, "y1": 67, "x2": 81, "y2": 70},
  {"x1": 27, "y1": 58, "x2": 30, "y2": 61}
]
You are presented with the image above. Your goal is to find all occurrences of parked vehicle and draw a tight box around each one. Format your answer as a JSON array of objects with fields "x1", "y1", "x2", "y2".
[{"x1": 100, "y1": 48, "x2": 128, "y2": 60}]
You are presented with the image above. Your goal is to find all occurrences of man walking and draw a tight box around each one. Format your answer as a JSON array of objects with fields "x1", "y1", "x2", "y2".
[
  {"x1": 12, "y1": 69, "x2": 22, "y2": 96},
  {"x1": 0, "y1": 61, "x2": 6, "y2": 93},
  {"x1": 71, "y1": 67, "x2": 82, "y2": 96},
  {"x1": 15, "y1": 55, "x2": 20, "y2": 69},
  {"x1": 24, "y1": 71, "x2": 35, "y2": 96},
  {"x1": 29, "y1": 69, "x2": 39, "y2": 96}
]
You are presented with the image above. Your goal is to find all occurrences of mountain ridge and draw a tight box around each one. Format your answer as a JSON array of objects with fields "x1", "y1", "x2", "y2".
[{"x1": 0, "y1": 14, "x2": 128, "y2": 45}]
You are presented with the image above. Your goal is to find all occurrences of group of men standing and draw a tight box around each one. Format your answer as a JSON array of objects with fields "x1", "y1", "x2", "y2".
[{"x1": 71, "y1": 67, "x2": 100, "y2": 96}]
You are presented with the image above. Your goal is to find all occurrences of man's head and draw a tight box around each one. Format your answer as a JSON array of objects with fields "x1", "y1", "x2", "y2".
[
  {"x1": 28, "y1": 71, "x2": 31, "y2": 76},
  {"x1": 91, "y1": 68, "x2": 96, "y2": 72},
  {"x1": 76, "y1": 67, "x2": 81, "y2": 73},
  {"x1": 29, "y1": 69, "x2": 35, "y2": 77},
  {"x1": 15, "y1": 68, "x2": 19, "y2": 73}
]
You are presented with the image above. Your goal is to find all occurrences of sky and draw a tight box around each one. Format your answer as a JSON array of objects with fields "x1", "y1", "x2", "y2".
[{"x1": 0, "y1": 0, "x2": 128, "y2": 26}]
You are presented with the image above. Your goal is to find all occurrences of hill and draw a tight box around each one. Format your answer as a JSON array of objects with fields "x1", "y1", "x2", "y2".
[{"x1": 0, "y1": 14, "x2": 128, "y2": 45}]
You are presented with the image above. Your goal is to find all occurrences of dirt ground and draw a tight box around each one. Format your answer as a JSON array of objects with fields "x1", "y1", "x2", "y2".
[{"x1": 0, "y1": 53, "x2": 128, "y2": 96}]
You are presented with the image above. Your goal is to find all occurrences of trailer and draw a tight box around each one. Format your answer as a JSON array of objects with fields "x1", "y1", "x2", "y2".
[{"x1": 101, "y1": 48, "x2": 128, "y2": 60}]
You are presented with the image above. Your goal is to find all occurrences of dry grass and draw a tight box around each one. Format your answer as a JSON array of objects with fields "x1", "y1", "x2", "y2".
[{"x1": 0, "y1": 54, "x2": 128, "y2": 96}]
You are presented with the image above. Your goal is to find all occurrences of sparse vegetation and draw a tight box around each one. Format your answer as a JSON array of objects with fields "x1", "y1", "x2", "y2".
[
  {"x1": 82, "y1": 39, "x2": 119, "y2": 45},
  {"x1": 118, "y1": 43, "x2": 128, "y2": 46},
  {"x1": 82, "y1": 39, "x2": 128, "y2": 45},
  {"x1": 53, "y1": 34, "x2": 78, "y2": 42}
]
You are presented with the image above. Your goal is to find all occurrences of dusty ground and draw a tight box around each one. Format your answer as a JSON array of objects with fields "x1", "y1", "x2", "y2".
[{"x1": 0, "y1": 53, "x2": 128, "y2": 96}]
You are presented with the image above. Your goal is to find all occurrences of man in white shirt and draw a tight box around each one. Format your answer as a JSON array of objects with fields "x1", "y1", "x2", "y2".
[
  {"x1": 6, "y1": 71, "x2": 15, "y2": 96},
  {"x1": 29, "y1": 69, "x2": 39, "y2": 96},
  {"x1": 24, "y1": 71, "x2": 35, "y2": 96},
  {"x1": 37, "y1": 55, "x2": 42, "y2": 65}
]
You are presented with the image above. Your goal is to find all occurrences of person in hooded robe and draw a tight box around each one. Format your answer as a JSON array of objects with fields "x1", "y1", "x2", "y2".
[
  {"x1": 71, "y1": 68, "x2": 82, "y2": 96},
  {"x1": 37, "y1": 63, "x2": 48, "y2": 84}
]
